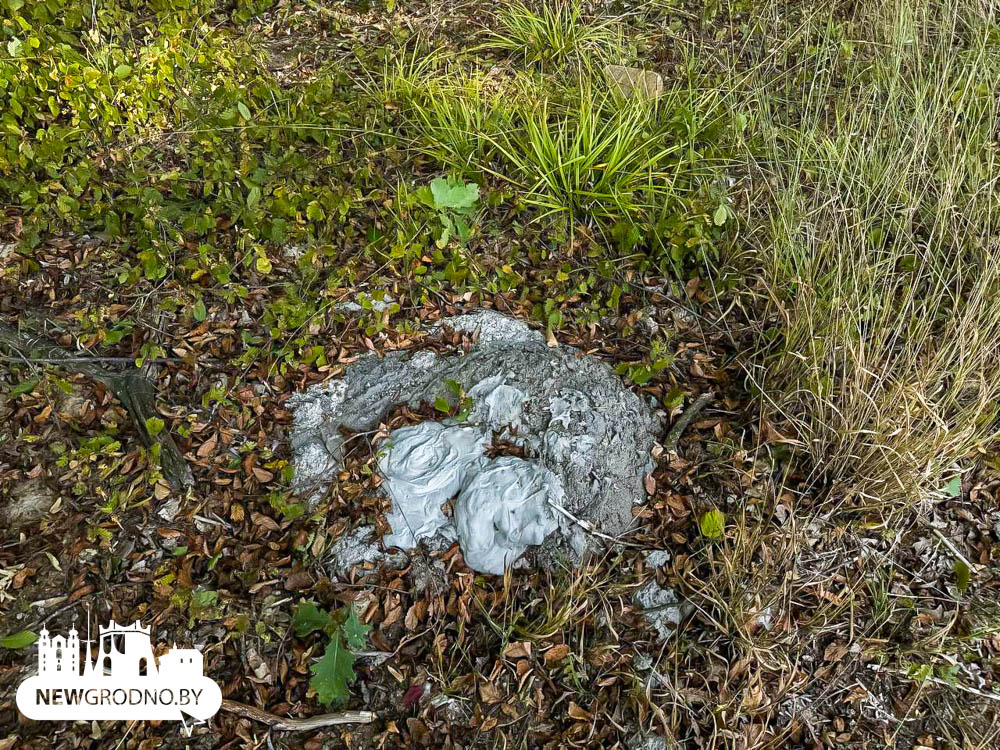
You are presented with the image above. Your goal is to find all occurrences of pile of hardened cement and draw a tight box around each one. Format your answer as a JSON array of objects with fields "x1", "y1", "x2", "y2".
[{"x1": 288, "y1": 310, "x2": 663, "y2": 574}]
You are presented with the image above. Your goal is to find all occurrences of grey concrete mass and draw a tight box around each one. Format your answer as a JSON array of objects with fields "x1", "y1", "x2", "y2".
[{"x1": 289, "y1": 309, "x2": 664, "y2": 570}]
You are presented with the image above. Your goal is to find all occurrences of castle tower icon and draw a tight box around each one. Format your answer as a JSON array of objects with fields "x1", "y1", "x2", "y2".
[
  {"x1": 158, "y1": 646, "x2": 205, "y2": 677},
  {"x1": 84, "y1": 620, "x2": 158, "y2": 678}
]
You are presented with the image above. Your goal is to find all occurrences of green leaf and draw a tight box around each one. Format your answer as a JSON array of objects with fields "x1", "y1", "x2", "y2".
[
  {"x1": 191, "y1": 588, "x2": 219, "y2": 610},
  {"x1": 436, "y1": 214, "x2": 453, "y2": 248},
  {"x1": 306, "y1": 201, "x2": 325, "y2": 221},
  {"x1": 954, "y1": 559, "x2": 971, "y2": 594},
  {"x1": 144, "y1": 416, "x2": 165, "y2": 437},
  {"x1": 1, "y1": 630, "x2": 37, "y2": 649},
  {"x1": 936, "y1": 663, "x2": 961, "y2": 686},
  {"x1": 662, "y1": 387, "x2": 686, "y2": 408},
  {"x1": 429, "y1": 177, "x2": 479, "y2": 211},
  {"x1": 341, "y1": 605, "x2": 371, "y2": 651},
  {"x1": 193, "y1": 298, "x2": 207, "y2": 322},
  {"x1": 433, "y1": 396, "x2": 451, "y2": 413},
  {"x1": 56, "y1": 194, "x2": 79, "y2": 214},
  {"x1": 237, "y1": 101, "x2": 251, "y2": 120},
  {"x1": 114, "y1": 64, "x2": 132, "y2": 79},
  {"x1": 310, "y1": 631, "x2": 356, "y2": 706},
  {"x1": 9, "y1": 378, "x2": 39, "y2": 397},
  {"x1": 292, "y1": 600, "x2": 331, "y2": 637},
  {"x1": 255, "y1": 254, "x2": 273, "y2": 274},
  {"x1": 699, "y1": 509, "x2": 725, "y2": 541},
  {"x1": 945, "y1": 475, "x2": 961, "y2": 497},
  {"x1": 713, "y1": 204, "x2": 727, "y2": 226}
]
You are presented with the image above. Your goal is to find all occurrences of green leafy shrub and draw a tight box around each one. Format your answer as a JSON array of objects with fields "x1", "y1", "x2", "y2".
[
  {"x1": 1, "y1": 0, "x2": 356, "y2": 285},
  {"x1": 415, "y1": 175, "x2": 480, "y2": 247}
]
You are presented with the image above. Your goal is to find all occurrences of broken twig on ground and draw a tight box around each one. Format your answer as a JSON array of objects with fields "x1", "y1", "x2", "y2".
[
  {"x1": 0, "y1": 322, "x2": 193, "y2": 490},
  {"x1": 664, "y1": 392, "x2": 714, "y2": 453},
  {"x1": 220, "y1": 699, "x2": 376, "y2": 730}
]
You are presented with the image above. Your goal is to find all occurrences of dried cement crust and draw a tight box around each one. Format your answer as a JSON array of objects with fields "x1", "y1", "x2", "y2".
[{"x1": 289, "y1": 310, "x2": 663, "y2": 569}]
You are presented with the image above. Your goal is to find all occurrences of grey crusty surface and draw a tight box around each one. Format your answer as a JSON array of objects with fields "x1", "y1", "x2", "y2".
[{"x1": 288, "y1": 310, "x2": 663, "y2": 565}]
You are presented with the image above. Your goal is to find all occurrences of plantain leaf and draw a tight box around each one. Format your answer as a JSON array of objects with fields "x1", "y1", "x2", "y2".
[{"x1": 0, "y1": 630, "x2": 37, "y2": 649}]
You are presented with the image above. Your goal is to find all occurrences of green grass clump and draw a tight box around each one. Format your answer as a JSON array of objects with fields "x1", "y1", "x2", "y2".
[
  {"x1": 382, "y1": 54, "x2": 530, "y2": 170},
  {"x1": 382, "y1": 50, "x2": 730, "y2": 271},
  {"x1": 484, "y1": 1, "x2": 622, "y2": 68},
  {"x1": 488, "y1": 83, "x2": 678, "y2": 226},
  {"x1": 742, "y1": 0, "x2": 1000, "y2": 506}
]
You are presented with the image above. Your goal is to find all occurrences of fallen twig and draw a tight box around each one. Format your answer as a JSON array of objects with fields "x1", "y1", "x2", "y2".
[
  {"x1": 547, "y1": 500, "x2": 641, "y2": 548},
  {"x1": 869, "y1": 664, "x2": 1000, "y2": 703},
  {"x1": 664, "y1": 392, "x2": 714, "y2": 453},
  {"x1": 220, "y1": 699, "x2": 376, "y2": 730},
  {"x1": 0, "y1": 322, "x2": 193, "y2": 490}
]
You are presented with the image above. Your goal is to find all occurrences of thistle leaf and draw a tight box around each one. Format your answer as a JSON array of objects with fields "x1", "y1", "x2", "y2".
[{"x1": 310, "y1": 631, "x2": 356, "y2": 706}]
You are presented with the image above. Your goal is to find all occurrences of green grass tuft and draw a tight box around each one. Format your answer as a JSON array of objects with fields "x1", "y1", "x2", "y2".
[{"x1": 484, "y1": 1, "x2": 623, "y2": 69}]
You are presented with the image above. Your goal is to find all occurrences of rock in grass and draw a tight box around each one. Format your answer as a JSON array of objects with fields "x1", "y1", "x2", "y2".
[
  {"x1": 326, "y1": 526, "x2": 406, "y2": 579},
  {"x1": 644, "y1": 549, "x2": 672, "y2": 568},
  {"x1": 634, "y1": 580, "x2": 688, "y2": 638},
  {"x1": 605, "y1": 65, "x2": 664, "y2": 101},
  {"x1": 289, "y1": 310, "x2": 663, "y2": 572},
  {"x1": 628, "y1": 731, "x2": 671, "y2": 750}
]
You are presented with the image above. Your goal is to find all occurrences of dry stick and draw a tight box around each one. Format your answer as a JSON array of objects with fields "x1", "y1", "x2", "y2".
[
  {"x1": 0, "y1": 323, "x2": 193, "y2": 490},
  {"x1": 546, "y1": 500, "x2": 642, "y2": 549},
  {"x1": 220, "y1": 699, "x2": 376, "y2": 730},
  {"x1": 664, "y1": 392, "x2": 714, "y2": 453},
  {"x1": 869, "y1": 665, "x2": 1000, "y2": 703}
]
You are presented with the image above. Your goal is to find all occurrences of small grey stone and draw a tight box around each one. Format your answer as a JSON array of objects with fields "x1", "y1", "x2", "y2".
[
  {"x1": 156, "y1": 496, "x2": 181, "y2": 523},
  {"x1": 429, "y1": 693, "x2": 468, "y2": 722},
  {"x1": 410, "y1": 556, "x2": 449, "y2": 596},
  {"x1": 634, "y1": 580, "x2": 686, "y2": 639},
  {"x1": 436, "y1": 308, "x2": 543, "y2": 345},
  {"x1": 4, "y1": 479, "x2": 54, "y2": 531},
  {"x1": 326, "y1": 526, "x2": 405, "y2": 580},
  {"x1": 336, "y1": 294, "x2": 396, "y2": 313},
  {"x1": 606, "y1": 65, "x2": 664, "y2": 101},
  {"x1": 755, "y1": 605, "x2": 775, "y2": 632},
  {"x1": 644, "y1": 550, "x2": 671, "y2": 568},
  {"x1": 628, "y1": 731, "x2": 670, "y2": 750},
  {"x1": 633, "y1": 653, "x2": 653, "y2": 671}
]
